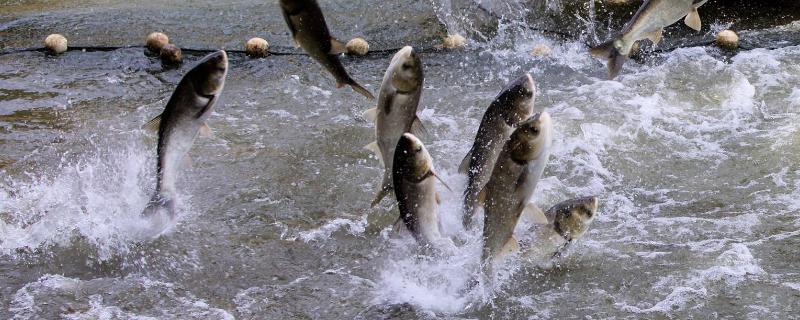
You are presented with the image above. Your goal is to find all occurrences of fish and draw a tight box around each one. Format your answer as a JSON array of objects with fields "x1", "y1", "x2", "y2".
[
  {"x1": 590, "y1": 0, "x2": 709, "y2": 79},
  {"x1": 362, "y1": 46, "x2": 425, "y2": 207},
  {"x1": 141, "y1": 50, "x2": 228, "y2": 230},
  {"x1": 520, "y1": 196, "x2": 600, "y2": 262},
  {"x1": 460, "y1": 73, "x2": 536, "y2": 228},
  {"x1": 480, "y1": 112, "x2": 553, "y2": 275},
  {"x1": 279, "y1": 0, "x2": 375, "y2": 99},
  {"x1": 392, "y1": 133, "x2": 452, "y2": 249}
]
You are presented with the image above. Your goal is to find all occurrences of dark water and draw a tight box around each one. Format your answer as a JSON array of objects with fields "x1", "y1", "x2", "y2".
[{"x1": 2, "y1": 1, "x2": 800, "y2": 319}]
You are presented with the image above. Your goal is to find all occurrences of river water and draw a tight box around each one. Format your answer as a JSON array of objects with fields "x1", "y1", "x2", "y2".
[{"x1": 1, "y1": 0, "x2": 799, "y2": 319}]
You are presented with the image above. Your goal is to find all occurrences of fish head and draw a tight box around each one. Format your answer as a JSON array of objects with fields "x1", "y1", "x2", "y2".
[
  {"x1": 508, "y1": 111, "x2": 552, "y2": 162},
  {"x1": 190, "y1": 50, "x2": 228, "y2": 98},
  {"x1": 497, "y1": 73, "x2": 536, "y2": 126},
  {"x1": 394, "y1": 133, "x2": 433, "y2": 181},
  {"x1": 390, "y1": 46, "x2": 423, "y2": 93},
  {"x1": 553, "y1": 196, "x2": 599, "y2": 241}
]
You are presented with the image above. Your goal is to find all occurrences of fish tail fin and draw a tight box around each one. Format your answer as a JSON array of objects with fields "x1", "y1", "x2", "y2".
[
  {"x1": 349, "y1": 81, "x2": 375, "y2": 100},
  {"x1": 142, "y1": 193, "x2": 176, "y2": 219},
  {"x1": 590, "y1": 40, "x2": 627, "y2": 79},
  {"x1": 370, "y1": 173, "x2": 392, "y2": 207}
]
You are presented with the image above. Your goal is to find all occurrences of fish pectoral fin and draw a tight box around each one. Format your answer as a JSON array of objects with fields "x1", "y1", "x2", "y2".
[
  {"x1": 522, "y1": 202, "x2": 549, "y2": 224},
  {"x1": 363, "y1": 107, "x2": 378, "y2": 123},
  {"x1": 494, "y1": 236, "x2": 520, "y2": 262},
  {"x1": 142, "y1": 114, "x2": 162, "y2": 133},
  {"x1": 458, "y1": 151, "x2": 471, "y2": 174},
  {"x1": 432, "y1": 171, "x2": 453, "y2": 193},
  {"x1": 199, "y1": 122, "x2": 214, "y2": 138},
  {"x1": 644, "y1": 29, "x2": 663, "y2": 45},
  {"x1": 410, "y1": 116, "x2": 428, "y2": 137},
  {"x1": 329, "y1": 38, "x2": 346, "y2": 55},
  {"x1": 363, "y1": 141, "x2": 383, "y2": 164},
  {"x1": 335, "y1": 81, "x2": 345, "y2": 88},
  {"x1": 476, "y1": 187, "x2": 487, "y2": 206},
  {"x1": 182, "y1": 155, "x2": 193, "y2": 168},
  {"x1": 370, "y1": 177, "x2": 392, "y2": 207},
  {"x1": 293, "y1": 38, "x2": 301, "y2": 48},
  {"x1": 684, "y1": 7, "x2": 702, "y2": 31},
  {"x1": 391, "y1": 216, "x2": 405, "y2": 235},
  {"x1": 435, "y1": 191, "x2": 441, "y2": 205}
]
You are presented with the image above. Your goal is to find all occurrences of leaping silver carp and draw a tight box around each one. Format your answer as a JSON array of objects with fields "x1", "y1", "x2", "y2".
[
  {"x1": 141, "y1": 50, "x2": 228, "y2": 230},
  {"x1": 279, "y1": 0, "x2": 374, "y2": 99},
  {"x1": 460, "y1": 74, "x2": 536, "y2": 228},
  {"x1": 480, "y1": 112, "x2": 553, "y2": 276},
  {"x1": 590, "y1": 0, "x2": 708, "y2": 79},
  {"x1": 521, "y1": 196, "x2": 599, "y2": 262},
  {"x1": 363, "y1": 46, "x2": 425, "y2": 207},
  {"x1": 392, "y1": 133, "x2": 452, "y2": 250}
]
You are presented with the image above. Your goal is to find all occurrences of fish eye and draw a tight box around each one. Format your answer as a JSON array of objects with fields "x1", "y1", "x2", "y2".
[{"x1": 402, "y1": 63, "x2": 412, "y2": 70}]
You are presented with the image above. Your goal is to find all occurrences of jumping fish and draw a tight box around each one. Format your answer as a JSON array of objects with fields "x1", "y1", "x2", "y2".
[
  {"x1": 521, "y1": 196, "x2": 600, "y2": 262},
  {"x1": 460, "y1": 74, "x2": 536, "y2": 228},
  {"x1": 141, "y1": 50, "x2": 228, "y2": 230},
  {"x1": 363, "y1": 46, "x2": 425, "y2": 207},
  {"x1": 590, "y1": 0, "x2": 708, "y2": 78},
  {"x1": 392, "y1": 133, "x2": 452, "y2": 249},
  {"x1": 279, "y1": 0, "x2": 374, "y2": 99},
  {"x1": 480, "y1": 112, "x2": 552, "y2": 275}
]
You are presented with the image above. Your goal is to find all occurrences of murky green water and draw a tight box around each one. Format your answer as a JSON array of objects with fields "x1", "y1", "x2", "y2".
[{"x1": 1, "y1": 1, "x2": 800, "y2": 319}]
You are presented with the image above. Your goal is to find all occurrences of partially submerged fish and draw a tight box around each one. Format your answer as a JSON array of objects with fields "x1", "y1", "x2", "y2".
[
  {"x1": 480, "y1": 112, "x2": 553, "y2": 275},
  {"x1": 141, "y1": 50, "x2": 228, "y2": 231},
  {"x1": 460, "y1": 74, "x2": 536, "y2": 228},
  {"x1": 520, "y1": 196, "x2": 599, "y2": 262},
  {"x1": 279, "y1": 0, "x2": 374, "y2": 99},
  {"x1": 363, "y1": 46, "x2": 425, "y2": 207},
  {"x1": 392, "y1": 133, "x2": 452, "y2": 249},
  {"x1": 590, "y1": 0, "x2": 708, "y2": 78}
]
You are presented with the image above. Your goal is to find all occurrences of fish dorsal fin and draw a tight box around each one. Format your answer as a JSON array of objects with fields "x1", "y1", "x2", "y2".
[
  {"x1": 363, "y1": 107, "x2": 378, "y2": 123},
  {"x1": 199, "y1": 122, "x2": 214, "y2": 138},
  {"x1": 410, "y1": 116, "x2": 428, "y2": 137},
  {"x1": 363, "y1": 141, "x2": 383, "y2": 165},
  {"x1": 330, "y1": 38, "x2": 346, "y2": 55},
  {"x1": 143, "y1": 114, "x2": 162, "y2": 133},
  {"x1": 644, "y1": 28, "x2": 663, "y2": 45},
  {"x1": 522, "y1": 202, "x2": 549, "y2": 224},
  {"x1": 458, "y1": 151, "x2": 471, "y2": 174},
  {"x1": 684, "y1": 7, "x2": 702, "y2": 31}
]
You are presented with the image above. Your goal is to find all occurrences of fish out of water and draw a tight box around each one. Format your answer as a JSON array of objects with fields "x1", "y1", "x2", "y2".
[
  {"x1": 392, "y1": 133, "x2": 452, "y2": 250},
  {"x1": 480, "y1": 112, "x2": 553, "y2": 276},
  {"x1": 520, "y1": 196, "x2": 599, "y2": 262},
  {"x1": 460, "y1": 74, "x2": 536, "y2": 228},
  {"x1": 141, "y1": 50, "x2": 228, "y2": 233},
  {"x1": 590, "y1": 0, "x2": 708, "y2": 78},
  {"x1": 279, "y1": 0, "x2": 374, "y2": 99},
  {"x1": 363, "y1": 46, "x2": 425, "y2": 207}
]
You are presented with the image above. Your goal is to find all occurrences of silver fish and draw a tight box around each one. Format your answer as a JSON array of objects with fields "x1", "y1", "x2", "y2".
[
  {"x1": 481, "y1": 112, "x2": 553, "y2": 274},
  {"x1": 521, "y1": 196, "x2": 599, "y2": 262},
  {"x1": 392, "y1": 133, "x2": 451, "y2": 249},
  {"x1": 590, "y1": 0, "x2": 708, "y2": 78},
  {"x1": 363, "y1": 46, "x2": 425, "y2": 207},
  {"x1": 460, "y1": 73, "x2": 536, "y2": 228},
  {"x1": 141, "y1": 50, "x2": 228, "y2": 225},
  {"x1": 279, "y1": 0, "x2": 374, "y2": 99}
]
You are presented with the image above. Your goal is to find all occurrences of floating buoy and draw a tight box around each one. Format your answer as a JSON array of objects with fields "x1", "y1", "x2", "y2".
[
  {"x1": 245, "y1": 37, "x2": 270, "y2": 58},
  {"x1": 346, "y1": 38, "x2": 369, "y2": 56},
  {"x1": 530, "y1": 44, "x2": 552, "y2": 57},
  {"x1": 146, "y1": 32, "x2": 169, "y2": 54},
  {"x1": 160, "y1": 44, "x2": 182, "y2": 66},
  {"x1": 44, "y1": 34, "x2": 68, "y2": 55},
  {"x1": 716, "y1": 29, "x2": 739, "y2": 50},
  {"x1": 442, "y1": 34, "x2": 467, "y2": 49}
]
